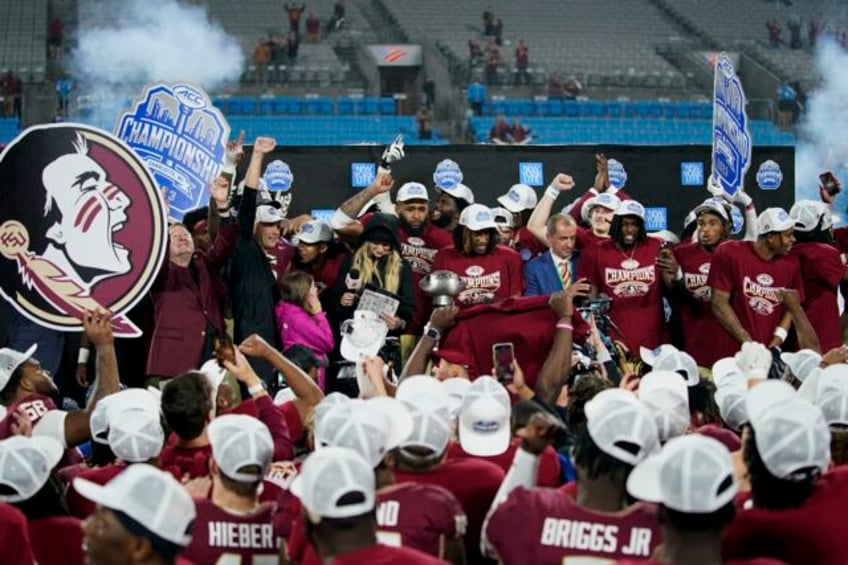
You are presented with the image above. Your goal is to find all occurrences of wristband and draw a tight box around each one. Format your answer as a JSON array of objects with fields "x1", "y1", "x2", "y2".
[
  {"x1": 77, "y1": 348, "x2": 90, "y2": 364},
  {"x1": 248, "y1": 382, "x2": 266, "y2": 395},
  {"x1": 544, "y1": 185, "x2": 559, "y2": 200},
  {"x1": 773, "y1": 327, "x2": 788, "y2": 341},
  {"x1": 222, "y1": 163, "x2": 236, "y2": 176},
  {"x1": 556, "y1": 321, "x2": 573, "y2": 332}
]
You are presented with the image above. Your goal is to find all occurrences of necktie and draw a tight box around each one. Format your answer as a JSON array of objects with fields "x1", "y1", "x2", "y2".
[{"x1": 560, "y1": 260, "x2": 570, "y2": 287}]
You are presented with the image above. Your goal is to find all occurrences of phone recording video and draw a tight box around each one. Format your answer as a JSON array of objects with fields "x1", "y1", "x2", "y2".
[
  {"x1": 493, "y1": 342, "x2": 515, "y2": 385},
  {"x1": 820, "y1": 171, "x2": 841, "y2": 197}
]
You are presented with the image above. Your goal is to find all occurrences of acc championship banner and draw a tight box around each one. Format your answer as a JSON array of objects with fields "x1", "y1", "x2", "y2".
[
  {"x1": 0, "y1": 123, "x2": 168, "y2": 336},
  {"x1": 711, "y1": 53, "x2": 751, "y2": 197},
  {"x1": 116, "y1": 82, "x2": 230, "y2": 221}
]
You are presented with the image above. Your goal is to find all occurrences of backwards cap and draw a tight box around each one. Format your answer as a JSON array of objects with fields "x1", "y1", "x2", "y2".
[
  {"x1": 290, "y1": 447, "x2": 376, "y2": 521},
  {"x1": 585, "y1": 389, "x2": 660, "y2": 466}
]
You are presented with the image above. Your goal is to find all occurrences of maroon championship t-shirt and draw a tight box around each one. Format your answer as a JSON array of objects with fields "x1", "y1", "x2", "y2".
[
  {"x1": 28, "y1": 516, "x2": 85, "y2": 565},
  {"x1": 792, "y1": 242, "x2": 844, "y2": 351},
  {"x1": 435, "y1": 295, "x2": 590, "y2": 384},
  {"x1": 673, "y1": 242, "x2": 740, "y2": 367},
  {"x1": 446, "y1": 439, "x2": 562, "y2": 487},
  {"x1": 398, "y1": 222, "x2": 452, "y2": 334},
  {"x1": 576, "y1": 227, "x2": 610, "y2": 250},
  {"x1": 432, "y1": 245, "x2": 524, "y2": 308},
  {"x1": 182, "y1": 499, "x2": 279, "y2": 564},
  {"x1": 0, "y1": 393, "x2": 57, "y2": 439},
  {"x1": 395, "y1": 457, "x2": 505, "y2": 564},
  {"x1": 722, "y1": 467, "x2": 848, "y2": 564},
  {"x1": 578, "y1": 237, "x2": 664, "y2": 353},
  {"x1": 287, "y1": 482, "x2": 465, "y2": 564},
  {"x1": 486, "y1": 487, "x2": 661, "y2": 564},
  {"x1": 708, "y1": 241, "x2": 805, "y2": 355}
]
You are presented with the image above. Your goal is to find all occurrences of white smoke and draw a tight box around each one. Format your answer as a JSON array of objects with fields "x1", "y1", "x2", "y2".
[
  {"x1": 795, "y1": 40, "x2": 848, "y2": 211},
  {"x1": 69, "y1": 0, "x2": 244, "y2": 129}
]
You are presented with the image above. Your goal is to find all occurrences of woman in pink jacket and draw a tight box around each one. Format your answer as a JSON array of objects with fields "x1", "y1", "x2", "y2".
[{"x1": 275, "y1": 271, "x2": 334, "y2": 389}]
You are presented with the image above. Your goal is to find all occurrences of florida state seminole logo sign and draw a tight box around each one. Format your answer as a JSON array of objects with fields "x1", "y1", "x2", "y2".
[{"x1": 0, "y1": 123, "x2": 167, "y2": 337}]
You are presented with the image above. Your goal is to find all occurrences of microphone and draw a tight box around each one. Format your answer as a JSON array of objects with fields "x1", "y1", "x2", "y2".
[{"x1": 345, "y1": 269, "x2": 361, "y2": 292}]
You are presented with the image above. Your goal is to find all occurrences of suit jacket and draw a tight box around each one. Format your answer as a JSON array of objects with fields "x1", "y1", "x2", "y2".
[
  {"x1": 523, "y1": 251, "x2": 579, "y2": 296},
  {"x1": 146, "y1": 219, "x2": 238, "y2": 377}
]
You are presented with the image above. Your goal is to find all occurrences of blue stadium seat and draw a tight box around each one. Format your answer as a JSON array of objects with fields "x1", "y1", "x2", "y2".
[
  {"x1": 363, "y1": 97, "x2": 380, "y2": 115},
  {"x1": 659, "y1": 101, "x2": 675, "y2": 119},
  {"x1": 564, "y1": 100, "x2": 579, "y2": 118},
  {"x1": 491, "y1": 99, "x2": 507, "y2": 116},
  {"x1": 534, "y1": 99, "x2": 549, "y2": 116},
  {"x1": 288, "y1": 98, "x2": 304, "y2": 114},
  {"x1": 379, "y1": 98, "x2": 396, "y2": 115},
  {"x1": 547, "y1": 99, "x2": 563, "y2": 116},
  {"x1": 505, "y1": 99, "x2": 523, "y2": 116},
  {"x1": 338, "y1": 97, "x2": 356, "y2": 115},
  {"x1": 606, "y1": 101, "x2": 623, "y2": 118},
  {"x1": 587, "y1": 100, "x2": 606, "y2": 118}
]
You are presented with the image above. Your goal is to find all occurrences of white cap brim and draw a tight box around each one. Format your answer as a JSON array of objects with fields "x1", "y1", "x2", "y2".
[
  {"x1": 340, "y1": 336, "x2": 383, "y2": 362},
  {"x1": 458, "y1": 418, "x2": 509, "y2": 456},
  {"x1": 496, "y1": 194, "x2": 522, "y2": 213},
  {"x1": 625, "y1": 450, "x2": 665, "y2": 504}
]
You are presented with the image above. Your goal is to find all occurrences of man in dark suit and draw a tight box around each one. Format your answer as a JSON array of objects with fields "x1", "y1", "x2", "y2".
[{"x1": 524, "y1": 214, "x2": 578, "y2": 296}]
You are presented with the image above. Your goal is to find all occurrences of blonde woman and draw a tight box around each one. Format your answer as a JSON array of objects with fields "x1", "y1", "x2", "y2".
[{"x1": 332, "y1": 214, "x2": 414, "y2": 335}]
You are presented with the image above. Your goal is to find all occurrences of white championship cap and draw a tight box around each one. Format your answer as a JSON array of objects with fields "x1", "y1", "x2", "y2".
[
  {"x1": 399, "y1": 394, "x2": 453, "y2": 456},
  {"x1": 396, "y1": 182, "x2": 429, "y2": 203},
  {"x1": 458, "y1": 204, "x2": 498, "y2": 232},
  {"x1": 614, "y1": 199, "x2": 646, "y2": 220},
  {"x1": 440, "y1": 182, "x2": 475, "y2": 204},
  {"x1": 497, "y1": 184, "x2": 537, "y2": 213},
  {"x1": 90, "y1": 388, "x2": 161, "y2": 446},
  {"x1": 640, "y1": 344, "x2": 679, "y2": 367},
  {"x1": 781, "y1": 349, "x2": 822, "y2": 383},
  {"x1": 790, "y1": 200, "x2": 831, "y2": 232},
  {"x1": 653, "y1": 350, "x2": 700, "y2": 387},
  {"x1": 585, "y1": 389, "x2": 660, "y2": 466},
  {"x1": 814, "y1": 365, "x2": 848, "y2": 426},
  {"x1": 340, "y1": 311, "x2": 389, "y2": 362},
  {"x1": 296, "y1": 219, "x2": 334, "y2": 244},
  {"x1": 316, "y1": 398, "x2": 412, "y2": 467},
  {"x1": 693, "y1": 198, "x2": 730, "y2": 222},
  {"x1": 746, "y1": 381, "x2": 830, "y2": 480},
  {"x1": 638, "y1": 371, "x2": 690, "y2": 442},
  {"x1": 208, "y1": 414, "x2": 274, "y2": 482},
  {"x1": 458, "y1": 376, "x2": 511, "y2": 456},
  {"x1": 627, "y1": 434, "x2": 737, "y2": 513},
  {"x1": 490, "y1": 207, "x2": 515, "y2": 229},
  {"x1": 757, "y1": 207, "x2": 793, "y2": 234},
  {"x1": 0, "y1": 344, "x2": 37, "y2": 391},
  {"x1": 255, "y1": 204, "x2": 286, "y2": 224},
  {"x1": 0, "y1": 435, "x2": 63, "y2": 503},
  {"x1": 581, "y1": 192, "x2": 620, "y2": 223},
  {"x1": 74, "y1": 464, "x2": 196, "y2": 546},
  {"x1": 290, "y1": 447, "x2": 376, "y2": 522}
]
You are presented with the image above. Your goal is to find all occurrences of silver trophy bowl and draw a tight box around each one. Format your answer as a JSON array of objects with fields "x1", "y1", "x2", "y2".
[{"x1": 419, "y1": 270, "x2": 465, "y2": 307}]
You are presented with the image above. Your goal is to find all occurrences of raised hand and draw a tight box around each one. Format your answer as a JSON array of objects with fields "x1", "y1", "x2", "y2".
[
  {"x1": 238, "y1": 334, "x2": 274, "y2": 360},
  {"x1": 253, "y1": 136, "x2": 277, "y2": 155},
  {"x1": 381, "y1": 134, "x2": 405, "y2": 166},
  {"x1": 369, "y1": 171, "x2": 394, "y2": 194},
  {"x1": 429, "y1": 306, "x2": 459, "y2": 332},
  {"x1": 550, "y1": 173, "x2": 575, "y2": 192},
  {"x1": 517, "y1": 412, "x2": 565, "y2": 455},
  {"x1": 225, "y1": 130, "x2": 246, "y2": 164},
  {"x1": 83, "y1": 309, "x2": 114, "y2": 348},
  {"x1": 209, "y1": 176, "x2": 230, "y2": 206}
]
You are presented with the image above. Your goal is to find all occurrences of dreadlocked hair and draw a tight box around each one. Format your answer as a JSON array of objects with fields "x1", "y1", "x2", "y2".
[
  {"x1": 453, "y1": 226, "x2": 497, "y2": 256},
  {"x1": 572, "y1": 427, "x2": 634, "y2": 482},
  {"x1": 351, "y1": 243, "x2": 402, "y2": 294},
  {"x1": 743, "y1": 424, "x2": 820, "y2": 510},
  {"x1": 609, "y1": 215, "x2": 647, "y2": 247}
]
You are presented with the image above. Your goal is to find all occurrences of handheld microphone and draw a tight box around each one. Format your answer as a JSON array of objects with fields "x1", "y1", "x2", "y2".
[{"x1": 346, "y1": 269, "x2": 361, "y2": 292}]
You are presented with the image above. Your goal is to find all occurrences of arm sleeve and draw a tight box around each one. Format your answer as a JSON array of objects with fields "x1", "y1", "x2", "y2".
[
  {"x1": 204, "y1": 218, "x2": 239, "y2": 272},
  {"x1": 254, "y1": 395, "x2": 294, "y2": 461},
  {"x1": 523, "y1": 261, "x2": 541, "y2": 296},
  {"x1": 238, "y1": 186, "x2": 259, "y2": 240}
]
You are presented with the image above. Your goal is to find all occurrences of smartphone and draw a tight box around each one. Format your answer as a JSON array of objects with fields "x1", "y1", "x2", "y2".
[
  {"x1": 492, "y1": 342, "x2": 515, "y2": 385},
  {"x1": 214, "y1": 335, "x2": 236, "y2": 369},
  {"x1": 820, "y1": 171, "x2": 842, "y2": 196}
]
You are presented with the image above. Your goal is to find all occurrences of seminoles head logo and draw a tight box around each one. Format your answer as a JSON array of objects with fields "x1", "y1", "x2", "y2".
[{"x1": 0, "y1": 123, "x2": 166, "y2": 337}]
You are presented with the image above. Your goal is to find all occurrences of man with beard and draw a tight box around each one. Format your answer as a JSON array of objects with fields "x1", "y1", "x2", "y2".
[
  {"x1": 578, "y1": 200, "x2": 665, "y2": 354},
  {"x1": 432, "y1": 204, "x2": 523, "y2": 307},
  {"x1": 709, "y1": 208, "x2": 818, "y2": 356},
  {"x1": 329, "y1": 180, "x2": 452, "y2": 335},
  {"x1": 432, "y1": 182, "x2": 475, "y2": 233},
  {"x1": 657, "y1": 199, "x2": 739, "y2": 367}
]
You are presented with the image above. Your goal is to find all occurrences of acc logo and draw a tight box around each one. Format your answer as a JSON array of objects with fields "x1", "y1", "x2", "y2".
[
  {"x1": 756, "y1": 274, "x2": 774, "y2": 286},
  {"x1": 433, "y1": 159, "x2": 463, "y2": 190},
  {"x1": 756, "y1": 160, "x2": 783, "y2": 191},
  {"x1": 115, "y1": 82, "x2": 229, "y2": 222},
  {"x1": 465, "y1": 265, "x2": 484, "y2": 277},
  {"x1": 0, "y1": 124, "x2": 167, "y2": 337},
  {"x1": 262, "y1": 160, "x2": 294, "y2": 192},
  {"x1": 351, "y1": 162, "x2": 376, "y2": 188},
  {"x1": 407, "y1": 237, "x2": 425, "y2": 247},
  {"x1": 608, "y1": 159, "x2": 628, "y2": 190},
  {"x1": 518, "y1": 162, "x2": 544, "y2": 187}
]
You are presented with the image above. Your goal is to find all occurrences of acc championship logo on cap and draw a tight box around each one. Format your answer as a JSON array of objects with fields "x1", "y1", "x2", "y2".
[
  {"x1": 608, "y1": 159, "x2": 628, "y2": 190},
  {"x1": 755, "y1": 160, "x2": 783, "y2": 191},
  {"x1": 0, "y1": 123, "x2": 167, "y2": 337},
  {"x1": 433, "y1": 159, "x2": 463, "y2": 190},
  {"x1": 115, "y1": 82, "x2": 229, "y2": 221}
]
